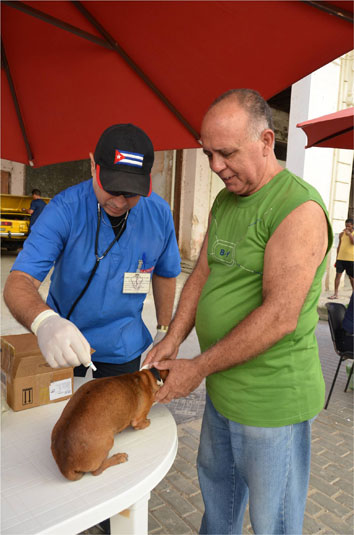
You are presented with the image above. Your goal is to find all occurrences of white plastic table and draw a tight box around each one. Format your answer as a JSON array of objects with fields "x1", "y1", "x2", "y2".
[{"x1": 1, "y1": 377, "x2": 178, "y2": 535}]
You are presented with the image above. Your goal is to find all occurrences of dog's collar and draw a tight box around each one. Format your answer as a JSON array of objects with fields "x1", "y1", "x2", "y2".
[{"x1": 140, "y1": 365, "x2": 163, "y2": 386}]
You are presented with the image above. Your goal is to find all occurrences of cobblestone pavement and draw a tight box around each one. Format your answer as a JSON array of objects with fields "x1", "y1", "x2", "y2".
[{"x1": 1, "y1": 254, "x2": 353, "y2": 534}]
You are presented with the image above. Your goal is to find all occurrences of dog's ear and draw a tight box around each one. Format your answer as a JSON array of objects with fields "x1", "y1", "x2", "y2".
[{"x1": 159, "y1": 369, "x2": 169, "y2": 381}]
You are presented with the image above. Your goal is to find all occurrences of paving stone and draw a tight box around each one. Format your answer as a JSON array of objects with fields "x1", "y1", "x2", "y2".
[
  {"x1": 166, "y1": 471, "x2": 200, "y2": 496},
  {"x1": 318, "y1": 511, "x2": 352, "y2": 534},
  {"x1": 173, "y1": 457, "x2": 198, "y2": 480},
  {"x1": 154, "y1": 477, "x2": 172, "y2": 492},
  {"x1": 316, "y1": 465, "x2": 342, "y2": 484},
  {"x1": 309, "y1": 474, "x2": 337, "y2": 497},
  {"x1": 149, "y1": 491, "x2": 165, "y2": 510},
  {"x1": 332, "y1": 477, "x2": 354, "y2": 496},
  {"x1": 152, "y1": 506, "x2": 192, "y2": 534},
  {"x1": 183, "y1": 510, "x2": 203, "y2": 532},
  {"x1": 188, "y1": 492, "x2": 204, "y2": 512},
  {"x1": 148, "y1": 512, "x2": 162, "y2": 532},
  {"x1": 178, "y1": 445, "x2": 198, "y2": 465},
  {"x1": 331, "y1": 428, "x2": 353, "y2": 442},
  {"x1": 311, "y1": 456, "x2": 332, "y2": 470},
  {"x1": 179, "y1": 434, "x2": 199, "y2": 451},
  {"x1": 335, "y1": 491, "x2": 354, "y2": 509},
  {"x1": 305, "y1": 497, "x2": 323, "y2": 516},
  {"x1": 166, "y1": 464, "x2": 178, "y2": 476},
  {"x1": 160, "y1": 487, "x2": 196, "y2": 516},
  {"x1": 185, "y1": 419, "x2": 203, "y2": 432},
  {"x1": 183, "y1": 424, "x2": 201, "y2": 440},
  {"x1": 314, "y1": 437, "x2": 350, "y2": 457},
  {"x1": 323, "y1": 418, "x2": 353, "y2": 433},
  {"x1": 178, "y1": 426, "x2": 187, "y2": 438},
  {"x1": 303, "y1": 513, "x2": 323, "y2": 534},
  {"x1": 319, "y1": 448, "x2": 352, "y2": 466},
  {"x1": 312, "y1": 441, "x2": 327, "y2": 455},
  {"x1": 345, "y1": 512, "x2": 354, "y2": 529},
  {"x1": 310, "y1": 491, "x2": 349, "y2": 517}
]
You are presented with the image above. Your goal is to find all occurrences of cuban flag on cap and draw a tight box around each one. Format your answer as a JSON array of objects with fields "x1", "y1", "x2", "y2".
[{"x1": 114, "y1": 149, "x2": 144, "y2": 167}]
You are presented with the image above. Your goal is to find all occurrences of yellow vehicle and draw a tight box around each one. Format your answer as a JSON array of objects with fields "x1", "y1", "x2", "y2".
[{"x1": 1, "y1": 194, "x2": 50, "y2": 251}]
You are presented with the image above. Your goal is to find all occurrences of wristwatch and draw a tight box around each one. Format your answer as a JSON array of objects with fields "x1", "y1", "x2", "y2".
[{"x1": 156, "y1": 324, "x2": 169, "y2": 332}]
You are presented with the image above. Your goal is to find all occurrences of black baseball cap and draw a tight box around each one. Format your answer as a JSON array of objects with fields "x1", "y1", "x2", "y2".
[{"x1": 94, "y1": 124, "x2": 154, "y2": 197}]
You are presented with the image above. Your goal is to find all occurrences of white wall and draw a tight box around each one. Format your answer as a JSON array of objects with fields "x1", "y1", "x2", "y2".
[
  {"x1": 286, "y1": 52, "x2": 354, "y2": 291},
  {"x1": 1, "y1": 159, "x2": 26, "y2": 194},
  {"x1": 286, "y1": 59, "x2": 342, "y2": 206}
]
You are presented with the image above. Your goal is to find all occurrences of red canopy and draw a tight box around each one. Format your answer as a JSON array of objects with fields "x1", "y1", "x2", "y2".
[
  {"x1": 2, "y1": 1, "x2": 353, "y2": 166},
  {"x1": 297, "y1": 107, "x2": 354, "y2": 149}
]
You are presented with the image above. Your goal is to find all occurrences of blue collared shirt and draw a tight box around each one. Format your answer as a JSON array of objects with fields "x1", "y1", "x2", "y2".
[{"x1": 13, "y1": 180, "x2": 181, "y2": 363}]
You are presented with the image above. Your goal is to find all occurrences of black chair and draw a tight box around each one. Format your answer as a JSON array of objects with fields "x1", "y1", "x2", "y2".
[{"x1": 324, "y1": 302, "x2": 354, "y2": 409}]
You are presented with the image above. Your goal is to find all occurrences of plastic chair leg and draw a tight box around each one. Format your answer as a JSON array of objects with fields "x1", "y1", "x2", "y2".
[
  {"x1": 325, "y1": 356, "x2": 344, "y2": 410},
  {"x1": 344, "y1": 361, "x2": 354, "y2": 393}
]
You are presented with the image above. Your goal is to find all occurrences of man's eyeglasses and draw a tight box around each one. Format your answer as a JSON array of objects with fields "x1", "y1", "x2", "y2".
[{"x1": 107, "y1": 191, "x2": 138, "y2": 198}]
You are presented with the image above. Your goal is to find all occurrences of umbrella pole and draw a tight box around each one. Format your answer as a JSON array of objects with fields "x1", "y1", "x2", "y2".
[
  {"x1": 72, "y1": 1, "x2": 200, "y2": 142},
  {"x1": 302, "y1": 1, "x2": 353, "y2": 23},
  {"x1": 4, "y1": 0, "x2": 200, "y2": 142}
]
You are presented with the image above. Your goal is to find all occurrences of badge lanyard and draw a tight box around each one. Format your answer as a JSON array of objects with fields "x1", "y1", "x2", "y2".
[{"x1": 66, "y1": 203, "x2": 128, "y2": 320}]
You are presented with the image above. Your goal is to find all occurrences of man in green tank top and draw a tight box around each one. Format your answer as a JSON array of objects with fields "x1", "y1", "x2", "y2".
[{"x1": 144, "y1": 89, "x2": 332, "y2": 534}]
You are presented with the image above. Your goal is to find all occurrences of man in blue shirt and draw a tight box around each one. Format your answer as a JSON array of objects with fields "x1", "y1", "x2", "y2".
[
  {"x1": 4, "y1": 124, "x2": 181, "y2": 378},
  {"x1": 25, "y1": 188, "x2": 47, "y2": 232}
]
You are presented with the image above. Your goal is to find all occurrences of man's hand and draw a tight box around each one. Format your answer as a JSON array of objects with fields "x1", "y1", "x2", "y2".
[
  {"x1": 36, "y1": 315, "x2": 91, "y2": 368},
  {"x1": 152, "y1": 358, "x2": 204, "y2": 403},
  {"x1": 143, "y1": 334, "x2": 180, "y2": 366}
]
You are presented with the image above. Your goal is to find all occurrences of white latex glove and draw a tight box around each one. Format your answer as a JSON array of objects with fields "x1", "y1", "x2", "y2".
[
  {"x1": 32, "y1": 311, "x2": 91, "y2": 368},
  {"x1": 153, "y1": 329, "x2": 167, "y2": 346}
]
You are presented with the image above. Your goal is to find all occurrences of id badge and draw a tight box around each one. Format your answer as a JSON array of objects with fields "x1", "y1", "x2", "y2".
[{"x1": 123, "y1": 272, "x2": 151, "y2": 294}]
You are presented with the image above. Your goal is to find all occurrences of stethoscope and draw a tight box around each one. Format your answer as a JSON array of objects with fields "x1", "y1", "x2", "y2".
[{"x1": 65, "y1": 203, "x2": 128, "y2": 320}]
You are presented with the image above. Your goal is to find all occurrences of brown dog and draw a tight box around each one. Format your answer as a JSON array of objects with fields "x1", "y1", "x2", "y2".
[{"x1": 51, "y1": 369, "x2": 165, "y2": 481}]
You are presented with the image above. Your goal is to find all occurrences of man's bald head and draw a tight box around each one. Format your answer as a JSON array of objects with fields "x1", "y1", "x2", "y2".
[{"x1": 207, "y1": 89, "x2": 273, "y2": 141}]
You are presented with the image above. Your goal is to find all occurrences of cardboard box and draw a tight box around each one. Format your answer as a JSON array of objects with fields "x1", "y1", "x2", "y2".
[{"x1": 1, "y1": 333, "x2": 73, "y2": 411}]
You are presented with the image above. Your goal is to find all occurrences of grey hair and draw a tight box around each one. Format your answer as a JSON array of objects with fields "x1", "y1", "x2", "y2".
[{"x1": 210, "y1": 89, "x2": 274, "y2": 140}]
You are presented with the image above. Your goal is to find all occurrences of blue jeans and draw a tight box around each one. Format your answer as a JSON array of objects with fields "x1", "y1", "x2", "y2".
[{"x1": 197, "y1": 394, "x2": 315, "y2": 535}]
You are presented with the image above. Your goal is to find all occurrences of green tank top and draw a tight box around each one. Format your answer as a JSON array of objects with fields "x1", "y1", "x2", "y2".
[{"x1": 195, "y1": 169, "x2": 333, "y2": 427}]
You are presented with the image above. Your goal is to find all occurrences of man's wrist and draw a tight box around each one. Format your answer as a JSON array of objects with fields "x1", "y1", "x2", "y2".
[{"x1": 31, "y1": 310, "x2": 59, "y2": 335}]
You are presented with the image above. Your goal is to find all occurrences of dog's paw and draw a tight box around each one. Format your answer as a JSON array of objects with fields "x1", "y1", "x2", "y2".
[
  {"x1": 92, "y1": 452, "x2": 128, "y2": 475},
  {"x1": 132, "y1": 418, "x2": 151, "y2": 430},
  {"x1": 114, "y1": 452, "x2": 128, "y2": 464}
]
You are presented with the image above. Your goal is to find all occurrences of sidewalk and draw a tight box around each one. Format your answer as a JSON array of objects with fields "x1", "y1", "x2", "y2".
[{"x1": 1, "y1": 253, "x2": 352, "y2": 535}]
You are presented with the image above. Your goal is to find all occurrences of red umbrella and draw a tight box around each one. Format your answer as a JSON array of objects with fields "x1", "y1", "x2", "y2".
[
  {"x1": 2, "y1": 1, "x2": 353, "y2": 167},
  {"x1": 297, "y1": 107, "x2": 354, "y2": 149}
]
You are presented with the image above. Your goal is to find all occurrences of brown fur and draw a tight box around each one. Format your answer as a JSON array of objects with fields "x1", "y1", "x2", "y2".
[{"x1": 51, "y1": 369, "x2": 166, "y2": 481}]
